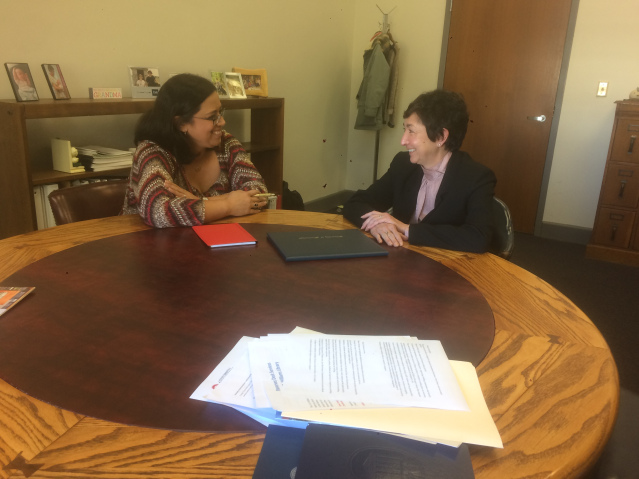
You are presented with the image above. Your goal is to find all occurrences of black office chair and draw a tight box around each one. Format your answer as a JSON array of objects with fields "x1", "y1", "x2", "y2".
[
  {"x1": 48, "y1": 179, "x2": 129, "y2": 226},
  {"x1": 490, "y1": 196, "x2": 514, "y2": 260}
]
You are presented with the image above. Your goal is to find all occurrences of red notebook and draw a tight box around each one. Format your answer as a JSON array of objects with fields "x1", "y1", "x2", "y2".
[{"x1": 192, "y1": 223, "x2": 257, "y2": 248}]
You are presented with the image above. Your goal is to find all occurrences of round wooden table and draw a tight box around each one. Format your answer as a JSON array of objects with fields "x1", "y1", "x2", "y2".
[{"x1": 0, "y1": 211, "x2": 618, "y2": 478}]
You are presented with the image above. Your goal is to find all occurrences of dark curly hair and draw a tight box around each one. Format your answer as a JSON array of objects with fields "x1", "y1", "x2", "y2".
[
  {"x1": 403, "y1": 90, "x2": 469, "y2": 152},
  {"x1": 134, "y1": 73, "x2": 217, "y2": 164}
]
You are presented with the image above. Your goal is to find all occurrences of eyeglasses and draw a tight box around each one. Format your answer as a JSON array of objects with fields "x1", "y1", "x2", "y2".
[{"x1": 193, "y1": 107, "x2": 226, "y2": 125}]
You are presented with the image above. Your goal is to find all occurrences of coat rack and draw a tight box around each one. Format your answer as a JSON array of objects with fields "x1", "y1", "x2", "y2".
[
  {"x1": 372, "y1": 5, "x2": 396, "y2": 183},
  {"x1": 377, "y1": 4, "x2": 396, "y2": 34}
]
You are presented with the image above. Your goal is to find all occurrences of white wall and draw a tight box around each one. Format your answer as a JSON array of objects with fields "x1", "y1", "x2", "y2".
[
  {"x1": 544, "y1": 0, "x2": 639, "y2": 228},
  {"x1": 0, "y1": 0, "x2": 356, "y2": 201}
]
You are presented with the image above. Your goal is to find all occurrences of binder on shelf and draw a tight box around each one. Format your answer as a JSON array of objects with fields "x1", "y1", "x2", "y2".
[
  {"x1": 32, "y1": 184, "x2": 58, "y2": 229},
  {"x1": 33, "y1": 187, "x2": 45, "y2": 230},
  {"x1": 42, "y1": 184, "x2": 59, "y2": 228}
]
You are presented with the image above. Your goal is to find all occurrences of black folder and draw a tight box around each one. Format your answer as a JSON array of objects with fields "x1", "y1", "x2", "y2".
[
  {"x1": 252, "y1": 425, "x2": 306, "y2": 479},
  {"x1": 295, "y1": 424, "x2": 475, "y2": 479},
  {"x1": 267, "y1": 229, "x2": 389, "y2": 262}
]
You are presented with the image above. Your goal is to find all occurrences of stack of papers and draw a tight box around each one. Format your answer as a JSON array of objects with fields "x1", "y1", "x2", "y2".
[
  {"x1": 191, "y1": 328, "x2": 502, "y2": 448},
  {"x1": 76, "y1": 145, "x2": 133, "y2": 171}
]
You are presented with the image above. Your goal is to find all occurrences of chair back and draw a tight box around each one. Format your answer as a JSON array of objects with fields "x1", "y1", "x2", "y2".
[
  {"x1": 490, "y1": 196, "x2": 514, "y2": 260},
  {"x1": 48, "y1": 179, "x2": 129, "y2": 226}
]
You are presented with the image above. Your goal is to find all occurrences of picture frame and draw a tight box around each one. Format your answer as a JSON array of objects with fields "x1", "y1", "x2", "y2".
[
  {"x1": 224, "y1": 72, "x2": 246, "y2": 99},
  {"x1": 210, "y1": 71, "x2": 230, "y2": 99},
  {"x1": 129, "y1": 66, "x2": 161, "y2": 88},
  {"x1": 41, "y1": 64, "x2": 70, "y2": 100},
  {"x1": 4, "y1": 63, "x2": 39, "y2": 102},
  {"x1": 129, "y1": 66, "x2": 161, "y2": 99},
  {"x1": 232, "y1": 67, "x2": 268, "y2": 97}
]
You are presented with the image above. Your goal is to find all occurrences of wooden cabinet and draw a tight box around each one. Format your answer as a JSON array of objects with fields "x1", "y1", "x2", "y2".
[
  {"x1": 587, "y1": 100, "x2": 639, "y2": 265},
  {"x1": 0, "y1": 97, "x2": 284, "y2": 240}
]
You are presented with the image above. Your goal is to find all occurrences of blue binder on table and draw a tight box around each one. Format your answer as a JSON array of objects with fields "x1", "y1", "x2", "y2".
[{"x1": 267, "y1": 229, "x2": 388, "y2": 262}]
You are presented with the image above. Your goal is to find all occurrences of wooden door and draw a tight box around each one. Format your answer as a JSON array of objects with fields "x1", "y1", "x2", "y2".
[{"x1": 443, "y1": 0, "x2": 573, "y2": 233}]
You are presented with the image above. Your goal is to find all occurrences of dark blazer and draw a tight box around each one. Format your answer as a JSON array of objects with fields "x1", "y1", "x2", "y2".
[{"x1": 343, "y1": 150, "x2": 496, "y2": 253}]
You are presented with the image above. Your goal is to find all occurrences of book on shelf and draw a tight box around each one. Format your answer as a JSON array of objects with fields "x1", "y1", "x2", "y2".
[
  {"x1": 192, "y1": 223, "x2": 257, "y2": 248},
  {"x1": 33, "y1": 184, "x2": 59, "y2": 229},
  {"x1": 76, "y1": 145, "x2": 133, "y2": 172},
  {"x1": 76, "y1": 145, "x2": 133, "y2": 158},
  {"x1": 0, "y1": 287, "x2": 35, "y2": 318}
]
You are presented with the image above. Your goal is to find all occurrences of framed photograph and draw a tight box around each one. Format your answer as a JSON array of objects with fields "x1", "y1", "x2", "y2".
[
  {"x1": 129, "y1": 66, "x2": 161, "y2": 88},
  {"x1": 210, "y1": 71, "x2": 229, "y2": 98},
  {"x1": 4, "y1": 63, "x2": 39, "y2": 102},
  {"x1": 41, "y1": 64, "x2": 70, "y2": 100},
  {"x1": 224, "y1": 72, "x2": 246, "y2": 99},
  {"x1": 232, "y1": 67, "x2": 268, "y2": 97}
]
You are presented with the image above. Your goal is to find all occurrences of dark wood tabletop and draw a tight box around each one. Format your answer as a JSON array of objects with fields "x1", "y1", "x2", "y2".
[{"x1": 0, "y1": 211, "x2": 619, "y2": 478}]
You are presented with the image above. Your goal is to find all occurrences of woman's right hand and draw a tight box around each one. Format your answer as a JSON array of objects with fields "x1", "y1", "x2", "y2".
[{"x1": 224, "y1": 189, "x2": 267, "y2": 216}]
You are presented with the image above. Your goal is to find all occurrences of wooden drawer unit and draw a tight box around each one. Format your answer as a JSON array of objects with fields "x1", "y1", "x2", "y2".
[
  {"x1": 610, "y1": 118, "x2": 639, "y2": 164},
  {"x1": 587, "y1": 100, "x2": 639, "y2": 266},
  {"x1": 600, "y1": 164, "x2": 639, "y2": 208},
  {"x1": 591, "y1": 207, "x2": 635, "y2": 248}
]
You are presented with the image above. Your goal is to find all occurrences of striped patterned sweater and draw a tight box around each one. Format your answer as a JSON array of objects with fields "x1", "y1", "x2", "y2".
[{"x1": 122, "y1": 133, "x2": 267, "y2": 227}]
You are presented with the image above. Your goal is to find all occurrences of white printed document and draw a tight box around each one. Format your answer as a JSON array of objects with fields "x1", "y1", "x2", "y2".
[
  {"x1": 190, "y1": 330, "x2": 502, "y2": 447},
  {"x1": 248, "y1": 334, "x2": 468, "y2": 412}
]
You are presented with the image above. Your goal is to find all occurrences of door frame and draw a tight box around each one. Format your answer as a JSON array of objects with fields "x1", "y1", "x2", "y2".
[{"x1": 438, "y1": 0, "x2": 581, "y2": 238}]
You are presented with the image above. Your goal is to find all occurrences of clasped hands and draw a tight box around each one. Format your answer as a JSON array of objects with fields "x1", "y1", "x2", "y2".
[
  {"x1": 361, "y1": 211, "x2": 409, "y2": 247},
  {"x1": 164, "y1": 180, "x2": 267, "y2": 216}
]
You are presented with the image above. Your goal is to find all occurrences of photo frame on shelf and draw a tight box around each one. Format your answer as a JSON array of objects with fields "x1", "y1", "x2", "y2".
[
  {"x1": 129, "y1": 66, "x2": 161, "y2": 98},
  {"x1": 224, "y1": 72, "x2": 246, "y2": 99},
  {"x1": 4, "y1": 63, "x2": 39, "y2": 102},
  {"x1": 41, "y1": 64, "x2": 70, "y2": 100},
  {"x1": 210, "y1": 71, "x2": 229, "y2": 98},
  {"x1": 232, "y1": 67, "x2": 268, "y2": 97}
]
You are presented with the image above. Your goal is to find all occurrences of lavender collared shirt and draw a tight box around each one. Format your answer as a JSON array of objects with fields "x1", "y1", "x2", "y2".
[{"x1": 410, "y1": 151, "x2": 452, "y2": 225}]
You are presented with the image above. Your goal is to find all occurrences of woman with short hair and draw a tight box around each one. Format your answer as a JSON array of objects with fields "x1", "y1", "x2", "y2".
[{"x1": 343, "y1": 89, "x2": 496, "y2": 253}]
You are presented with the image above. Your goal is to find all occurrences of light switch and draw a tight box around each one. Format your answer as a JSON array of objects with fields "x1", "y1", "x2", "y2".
[{"x1": 597, "y1": 82, "x2": 608, "y2": 97}]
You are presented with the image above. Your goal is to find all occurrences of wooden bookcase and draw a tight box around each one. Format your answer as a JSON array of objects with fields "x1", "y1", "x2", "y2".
[{"x1": 0, "y1": 97, "x2": 284, "y2": 240}]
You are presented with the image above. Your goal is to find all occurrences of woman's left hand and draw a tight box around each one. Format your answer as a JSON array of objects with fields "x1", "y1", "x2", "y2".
[
  {"x1": 361, "y1": 211, "x2": 409, "y2": 236},
  {"x1": 369, "y1": 223, "x2": 406, "y2": 247}
]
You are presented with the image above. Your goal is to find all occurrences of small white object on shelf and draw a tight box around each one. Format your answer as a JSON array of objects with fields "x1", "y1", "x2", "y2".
[{"x1": 52, "y1": 138, "x2": 84, "y2": 173}]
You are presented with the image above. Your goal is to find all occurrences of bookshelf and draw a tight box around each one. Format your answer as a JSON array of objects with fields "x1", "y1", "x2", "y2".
[{"x1": 0, "y1": 97, "x2": 284, "y2": 239}]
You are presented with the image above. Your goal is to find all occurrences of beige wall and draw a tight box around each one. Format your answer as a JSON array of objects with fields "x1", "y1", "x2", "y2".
[
  {"x1": 0, "y1": 0, "x2": 356, "y2": 201},
  {"x1": 1, "y1": 0, "x2": 637, "y2": 230}
]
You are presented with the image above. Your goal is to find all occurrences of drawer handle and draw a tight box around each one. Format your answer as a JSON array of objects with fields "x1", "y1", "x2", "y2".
[
  {"x1": 630, "y1": 135, "x2": 636, "y2": 154},
  {"x1": 611, "y1": 224, "x2": 617, "y2": 241},
  {"x1": 619, "y1": 180, "x2": 627, "y2": 198}
]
